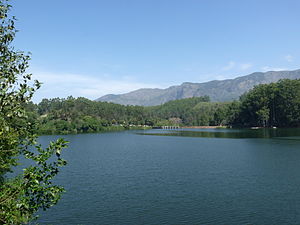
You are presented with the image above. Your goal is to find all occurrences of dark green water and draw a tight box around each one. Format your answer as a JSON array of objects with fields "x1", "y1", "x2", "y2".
[{"x1": 35, "y1": 128, "x2": 300, "y2": 224}]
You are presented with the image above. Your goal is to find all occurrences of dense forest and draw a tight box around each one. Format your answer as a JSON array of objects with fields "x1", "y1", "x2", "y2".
[
  {"x1": 233, "y1": 79, "x2": 300, "y2": 127},
  {"x1": 26, "y1": 95, "x2": 226, "y2": 134},
  {"x1": 25, "y1": 79, "x2": 300, "y2": 135}
]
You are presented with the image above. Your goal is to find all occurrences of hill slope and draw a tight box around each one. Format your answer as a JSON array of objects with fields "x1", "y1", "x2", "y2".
[{"x1": 96, "y1": 69, "x2": 300, "y2": 106}]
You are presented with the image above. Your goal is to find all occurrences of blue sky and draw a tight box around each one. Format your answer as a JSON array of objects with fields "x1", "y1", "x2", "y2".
[{"x1": 12, "y1": 0, "x2": 300, "y2": 102}]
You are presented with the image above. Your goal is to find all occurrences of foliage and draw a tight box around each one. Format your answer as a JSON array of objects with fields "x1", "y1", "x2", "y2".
[
  {"x1": 29, "y1": 96, "x2": 234, "y2": 135},
  {"x1": 0, "y1": 1, "x2": 68, "y2": 224},
  {"x1": 24, "y1": 79, "x2": 300, "y2": 136},
  {"x1": 232, "y1": 79, "x2": 300, "y2": 127},
  {"x1": 34, "y1": 97, "x2": 149, "y2": 134}
]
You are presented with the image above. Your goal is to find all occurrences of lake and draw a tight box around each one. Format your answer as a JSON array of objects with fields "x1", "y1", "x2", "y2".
[{"x1": 34, "y1": 128, "x2": 300, "y2": 224}]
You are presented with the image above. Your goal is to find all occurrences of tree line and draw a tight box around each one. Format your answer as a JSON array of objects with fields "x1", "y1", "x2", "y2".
[
  {"x1": 233, "y1": 79, "x2": 300, "y2": 127},
  {"x1": 25, "y1": 78, "x2": 300, "y2": 135}
]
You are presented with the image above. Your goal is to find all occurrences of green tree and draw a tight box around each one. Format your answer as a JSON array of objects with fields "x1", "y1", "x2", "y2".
[
  {"x1": 231, "y1": 79, "x2": 300, "y2": 128},
  {"x1": 0, "y1": 1, "x2": 68, "y2": 223},
  {"x1": 256, "y1": 106, "x2": 270, "y2": 127}
]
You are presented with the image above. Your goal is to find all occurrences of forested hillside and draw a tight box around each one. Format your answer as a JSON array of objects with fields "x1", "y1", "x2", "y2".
[
  {"x1": 147, "y1": 96, "x2": 232, "y2": 126},
  {"x1": 28, "y1": 95, "x2": 227, "y2": 134},
  {"x1": 27, "y1": 79, "x2": 300, "y2": 135},
  {"x1": 30, "y1": 97, "x2": 147, "y2": 134}
]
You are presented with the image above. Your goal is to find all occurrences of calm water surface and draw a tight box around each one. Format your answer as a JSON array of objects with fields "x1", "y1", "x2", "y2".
[{"x1": 33, "y1": 128, "x2": 300, "y2": 224}]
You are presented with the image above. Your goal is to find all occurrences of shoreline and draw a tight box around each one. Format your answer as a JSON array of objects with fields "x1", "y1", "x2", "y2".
[{"x1": 181, "y1": 126, "x2": 227, "y2": 129}]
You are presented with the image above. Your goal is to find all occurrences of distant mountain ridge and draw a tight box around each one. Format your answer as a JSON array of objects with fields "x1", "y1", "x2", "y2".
[{"x1": 96, "y1": 69, "x2": 300, "y2": 106}]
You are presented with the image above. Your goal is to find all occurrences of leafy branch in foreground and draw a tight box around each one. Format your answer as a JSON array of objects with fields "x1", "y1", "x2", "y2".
[
  {"x1": 0, "y1": 0, "x2": 68, "y2": 224},
  {"x1": 0, "y1": 138, "x2": 68, "y2": 224}
]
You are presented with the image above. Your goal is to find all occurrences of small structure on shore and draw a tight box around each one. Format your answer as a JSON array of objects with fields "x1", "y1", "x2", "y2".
[{"x1": 161, "y1": 126, "x2": 180, "y2": 129}]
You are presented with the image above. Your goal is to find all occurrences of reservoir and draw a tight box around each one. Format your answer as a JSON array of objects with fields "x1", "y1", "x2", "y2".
[{"x1": 35, "y1": 128, "x2": 300, "y2": 224}]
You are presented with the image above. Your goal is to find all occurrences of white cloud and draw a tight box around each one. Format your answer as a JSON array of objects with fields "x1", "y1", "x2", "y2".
[
  {"x1": 240, "y1": 63, "x2": 252, "y2": 70},
  {"x1": 222, "y1": 61, "x2": 253, "y2": 71},
  {"x1": 31, "y1": 71, "x2": 165, "y2": 103},
  {"x1": 284, "y1": 54, "x2": 293, "y2": 62},
  {"x1": 215, "y1": 75, "x2": 228, "y2": 80},
  {"x1": 261, "y1": 66, "x2": 287, "y2": 72},
  {"x1": 182, "y1": 67, "x2": 193, "y2": 72},
  {"x1": 222, "y1": 61, "x2": 236, "y2": 71}
]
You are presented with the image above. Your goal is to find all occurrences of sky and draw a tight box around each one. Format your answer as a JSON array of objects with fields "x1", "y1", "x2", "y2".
[{"x1": 11, "y1": 0, "x2": 300, "y2": 102}]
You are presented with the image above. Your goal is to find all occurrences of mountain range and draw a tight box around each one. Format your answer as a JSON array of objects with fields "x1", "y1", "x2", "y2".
[{"x1": 96, "y1": 69, "x2": 300, "y2": 106}]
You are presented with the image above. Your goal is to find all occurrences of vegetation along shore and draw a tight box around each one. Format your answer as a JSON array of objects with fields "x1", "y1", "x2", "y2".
[{"x1": 24, "y1": 79, "x2": 300, "y2": 135}]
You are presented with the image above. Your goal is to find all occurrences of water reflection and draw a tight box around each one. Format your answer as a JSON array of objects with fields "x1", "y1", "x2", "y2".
[{"x1": 138, "y1": 128, "x2": 300, "y2": 139}]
